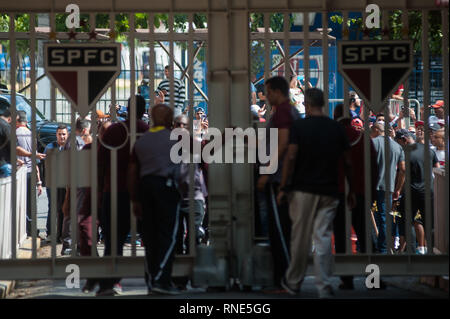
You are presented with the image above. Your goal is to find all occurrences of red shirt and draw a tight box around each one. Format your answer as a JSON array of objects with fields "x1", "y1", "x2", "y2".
[
  {"x1": 98, "y1": 119, "x2": 149, "y2": 192},
  {"x1": 337, "y1": 119, "x2": 379, "y2": 196},
  {"x1": 272, "y1": 100, "x2": 295, "y2": 129}
]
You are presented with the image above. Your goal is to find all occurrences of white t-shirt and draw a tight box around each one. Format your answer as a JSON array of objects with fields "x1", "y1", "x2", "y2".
[
  {"x1": 289, "y1": 88, "x2": 305, "y2": 114},
  {"x1": 436, "y1": 149, "x2": 446, "y2": 164}
]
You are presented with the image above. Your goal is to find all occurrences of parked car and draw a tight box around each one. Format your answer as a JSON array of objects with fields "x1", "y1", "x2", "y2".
[{"x1": 0, "y1": 90, "x2": 71, "y2": 153}]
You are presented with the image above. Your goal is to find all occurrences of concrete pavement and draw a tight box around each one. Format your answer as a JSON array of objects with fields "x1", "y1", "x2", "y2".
[{"x1": 5, "y1": 188, "x2": 448, "y2": 299}]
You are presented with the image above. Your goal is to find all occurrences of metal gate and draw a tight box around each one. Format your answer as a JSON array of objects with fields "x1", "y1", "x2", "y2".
[{"x1": 0, "y1": 0, "x2": 448, "y2": 287}]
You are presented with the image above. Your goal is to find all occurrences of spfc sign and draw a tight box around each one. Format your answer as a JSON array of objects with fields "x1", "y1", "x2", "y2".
[
  {"x1": 44, "y1": 43, "x2": 121, "y2": 117},
  {"x1": 338, "y1": 40, "x2": 413, "y2": 113}
]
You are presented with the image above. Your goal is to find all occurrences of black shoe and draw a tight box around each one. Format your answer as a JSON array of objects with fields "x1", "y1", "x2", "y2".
[
  {"x1": 152, "y1": 283, "x2": 181, "y2": 295},
  {"x1": 95, "y1": 288, "x2": 116, "y2": 297},
  {"x1": 280, "y1": 277, "x2": 300, "y2": 295},
  {"x1": 82, "y1": 279, "x2": 98, "y2": 293},
  {"x1": 319, "y1": 285, "x2": 335, "y2": 299},
  {"x1": 338, "y1": 280, "x2": 354, "y2": 290}
]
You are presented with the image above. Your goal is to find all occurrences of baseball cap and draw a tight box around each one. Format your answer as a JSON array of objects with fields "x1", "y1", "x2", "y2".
[
  {"x1": 17, "y1": 110, "x2": 28, "y2": 123},
  {"x1": 414, "y1": 120, "x2": 424, "y2": 127},
  {"x1": 351, "y1": 118, "x2": 363, "y2": 129},
  {"x1": 96, "y1": 109, "x2": 109, "y2": 118},
  {"x1": 430, "y1": 123, "x2": 441, "y2": 131},
  {"x1": 395, "y1": 128, "x2": 412, "y2": 140},
  {"x1": 428, "y1": 115, "x2": 439, "y2": 125},
  {"x1": 430, "y1": 100, "x2": 444, "y2": 109}
]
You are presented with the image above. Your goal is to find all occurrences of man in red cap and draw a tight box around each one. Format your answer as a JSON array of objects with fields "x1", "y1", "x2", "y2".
[
  {"x1": 430, "y1": 100, "x2": 444, "y2": 120},
  {"x1": 414, "y1": 120, "x2": 425, "y2": 144},
  {"x1": 351, "y1": 118, "x2": 364, "y2": 131}
]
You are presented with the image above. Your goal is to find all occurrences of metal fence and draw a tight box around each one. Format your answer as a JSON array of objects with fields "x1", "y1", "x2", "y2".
[
  {"x1": 0, "y1": 167, "x2": 27, "y2": 259},
  {"x1": 0, "y1": 0, "x2": 448, "y2": 287}
]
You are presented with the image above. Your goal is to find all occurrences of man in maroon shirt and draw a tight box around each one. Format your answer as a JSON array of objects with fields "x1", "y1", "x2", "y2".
[
  {"x1": 95, "y1": 95, "x2": 149, "y2": 296},
  {"x1": 333, "y1": 103, "x2": 379, "y2": 290},
  {"x1": 256, "y1": 76, "x2": 300, "y2": 290}
]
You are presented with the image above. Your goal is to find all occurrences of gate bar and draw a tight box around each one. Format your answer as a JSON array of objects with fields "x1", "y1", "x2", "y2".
[
  {"x1": 303, "y1": 12, "x2": 310, "y2": 88},
  {"x1": 0, "y1": 254, "x2": 447, "y2": 280},
  {"x1": 283, "y1": 13, "x2": 292, "y2": 80},
  {"x1": 129, "y1": 13, "x2": 138, "y2": 257},
  {"x1": 421, "y1": 10, "x2": 432, "y2": 255},
  {"x1": 322, "y1": 9, "x2": 329, "y2": 117},
  {"x1": 187, "y1": 12, "x2": 197, "y2": 258},
  {"x1": 341, "y1": 10, "x2": 352, "y2": 255},
  {"x1": 442, "y1": 8, "x2": 450, "y2": 255},
  {"x1": 0, "y1": 0, "x2": 442, "y2": 13},
  {"x1": 382, "y1": 8, "x2": 393, "y2": 255},
  {"x1": 9, "y1": 13, "x2": 17, "y2": 260},
  {"x1": 402, "y1": 10, "x2": 413, "y2": 255},
  {"x1": 30, "y1": 13, "x2": 38, "y2": 259},
  {"x1": 169, "y1": 12, "x2": 175, "y2": 111},
  {"x1": 342, "y1": 11, "x2": 349, "y2": 118},
  {"x1": 148, "y1": 13, "x2": 156, "y2": 112},
  {"x1": 90, "y1": 12, "x2": 99, "y2": 258}
]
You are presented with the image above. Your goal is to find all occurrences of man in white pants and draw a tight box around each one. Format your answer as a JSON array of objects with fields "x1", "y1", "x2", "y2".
[{"x1": 277, "y1": 88, "x2": 356, "y2": 298}]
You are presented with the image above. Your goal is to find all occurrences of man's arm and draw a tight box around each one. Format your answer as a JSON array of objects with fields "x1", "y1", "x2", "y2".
[
  {"x1": 36, "y1": 165, "x2": 43, "y2": 196},
  {"x1": 128, "y1": 151, "x2": 143, "y2": 219},
  {"x1": 393, "y1": 161, "x2": 406, "y2": 200},
  {"x1": 179, "y1": 81, "x2": 186, "y2": 101},
  {"x1": 343, "y1": 149, "x2": 356, "y2": 209},
  {"x1": 257, "y1": 91, "x2": 265, "y2": 101},
  {"x1": 16, "y1": 146, "x2": 46, "y2": 159},
  {"x1": 256, "y1": 128, "x2": 289, "y2": 191},
  {"x1": 251, "y1": 91, "x2": 257, "y2": 105},
  {"x1": 128, "y1": 160, "x2": 140, "y2": 202},
  {"x1": 276, "y1": 144, "x2": 298, "y2": 204}
]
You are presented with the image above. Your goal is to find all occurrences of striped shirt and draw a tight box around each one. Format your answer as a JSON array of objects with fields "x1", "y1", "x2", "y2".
[{"x1": 156, "y1": 78, "x2": 186, "y2": 109}]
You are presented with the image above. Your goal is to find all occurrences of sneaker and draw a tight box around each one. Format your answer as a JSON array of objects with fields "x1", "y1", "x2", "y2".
[
  {"x1": 95, "y1": 288, "x2": 116, "y2": 297},
  {"x1": 82, "y1": 279, "x2": 98, "y2": 293},
  {"x1": 152, "y1": 283, "x2": 181, "y2": 295},
  {"x1": 113, "y1": 283, "x2": 123, "y2": 294},
  {"x1": 42, "y1": 236, "x2": 52, "y2": 245},
  {"x1": 280, "y1": 277, "x2": 300, "y2": 295},
  {"x1": 319, "y1": 286, "x2": 335, "y2": 299},
  {"x1": 61, "y1": 247, "x2": 72, "y2": 256}
]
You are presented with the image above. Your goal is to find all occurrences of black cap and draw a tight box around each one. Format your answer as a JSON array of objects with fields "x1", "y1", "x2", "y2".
[{"x1": 395, "y1": 128, "x2": 412, "y2": 140}]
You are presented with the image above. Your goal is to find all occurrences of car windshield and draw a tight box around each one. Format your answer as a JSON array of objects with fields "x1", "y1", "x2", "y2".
[{"x1": 1, "y1": 94, "x2": 44, "y2": 122}]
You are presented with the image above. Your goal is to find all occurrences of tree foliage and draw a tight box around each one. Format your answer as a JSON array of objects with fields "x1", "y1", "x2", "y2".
[{"x1": 330, "y1": 10, "x2": 443, "y2": 56}]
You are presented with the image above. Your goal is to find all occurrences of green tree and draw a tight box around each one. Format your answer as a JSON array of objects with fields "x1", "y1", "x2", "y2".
[{"x1": 330, "y1": 10, "x2": 443, "y2": 56}]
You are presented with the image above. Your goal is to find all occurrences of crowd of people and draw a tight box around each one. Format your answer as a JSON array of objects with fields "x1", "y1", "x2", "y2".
[
  {"x1": 252, "y1": 76, "x2": 446, "y2": 297},
  {"x1": 0, "y1": 69, "x2": 447, "y2": 298},
  {"x1": 43, "y1": 95, "x2": 210, "y2": 296}
]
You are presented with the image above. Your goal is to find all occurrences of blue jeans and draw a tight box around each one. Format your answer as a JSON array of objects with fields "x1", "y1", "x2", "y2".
[
  {"x1": 375, "y1": 190, "x2": 392, "y2": 254},
  {"x1": 0, "y1": 163, "x2": 12, "y2": 178}
]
